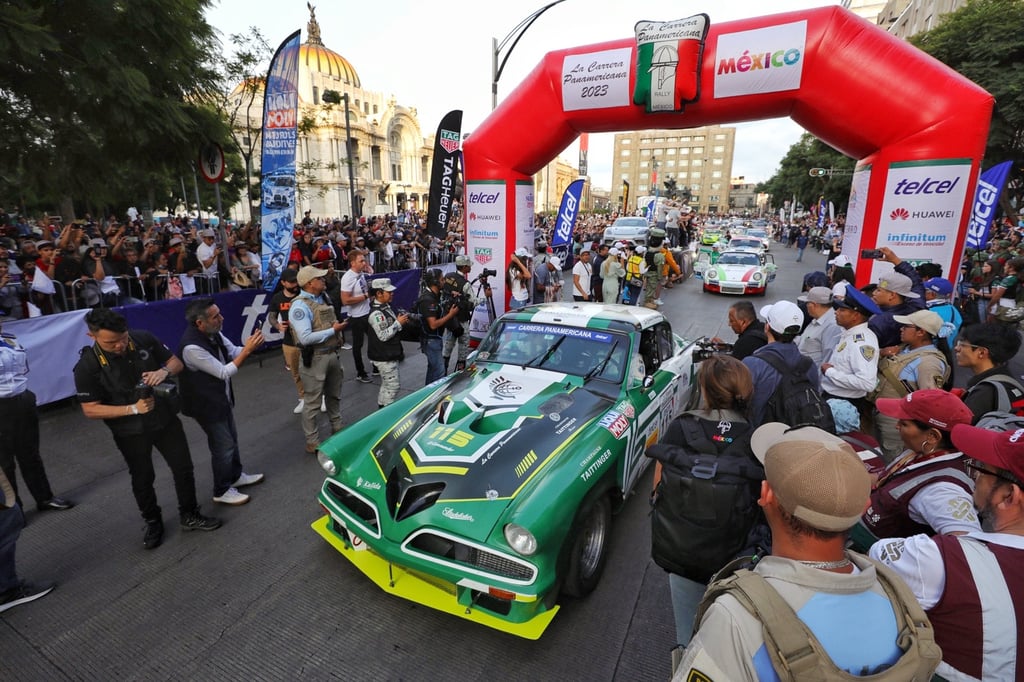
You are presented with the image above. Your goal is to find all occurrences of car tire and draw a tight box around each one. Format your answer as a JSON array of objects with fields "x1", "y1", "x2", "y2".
[{"x1": 562, "y1": 494, "x2": 611, "y2": 598}]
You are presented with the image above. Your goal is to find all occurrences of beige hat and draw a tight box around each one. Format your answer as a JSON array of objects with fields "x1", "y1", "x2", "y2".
[
  {"x1": 297, "y1": 265, "x2": 329, "y2": 287},
  {"x1": 798, "y1": 286, "x2": 833, "y2": 305},
  {"x1": 370, "y1": 278, "x2": 397, "y2": 292},
  {"x1": 751, "y1": 423, "x2": 870, "y2": 532},
  {"x1": 893, "y1": 309, "x2": 943, "y2": 337},
  {"x1": 876, "y1": 271, "x2": 920, "y2": 298}
]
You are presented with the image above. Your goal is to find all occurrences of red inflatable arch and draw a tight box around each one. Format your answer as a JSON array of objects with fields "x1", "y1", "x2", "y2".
[{"x1": 462, "y1": 5, "x2": 992, "y2": 310}]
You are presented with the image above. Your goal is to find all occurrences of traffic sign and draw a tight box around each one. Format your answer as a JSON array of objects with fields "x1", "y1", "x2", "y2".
[{"x1": 199, "y1": 143, "x2": 225, "y2": 183}]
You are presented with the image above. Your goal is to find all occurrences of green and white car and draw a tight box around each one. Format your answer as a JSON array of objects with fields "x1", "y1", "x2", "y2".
[{"x1": 313, "y1": 303, "x2": 696, "y2": 638}]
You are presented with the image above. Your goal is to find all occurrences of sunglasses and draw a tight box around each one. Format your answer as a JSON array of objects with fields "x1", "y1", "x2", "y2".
[
  {"x1": 954, "y1": 341, "x2": 986, "y2": 352},
  {"x1": 965, "y1": 458, "x2": 1022, "y2": 487}
]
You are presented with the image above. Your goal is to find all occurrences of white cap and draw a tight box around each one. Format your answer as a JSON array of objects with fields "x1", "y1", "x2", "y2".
[
  {"x1": 760, "y1": 301, "x2": 804, "y2": 335},
  {"x1": 514, "y1": 247, "x2": 530, "y2": 258},
  {"x1": 608, "y1": 247, "x2": 621, "y2": 256},
  {"x1": 635, "y1": 246, "x2": 647, "y2": 254},
  {"x1": 548, "y1": 256, "x2": 562, "y2": 269},
  {"x1": 828, "y1": 254, "x2": 853, "y2": 269}
]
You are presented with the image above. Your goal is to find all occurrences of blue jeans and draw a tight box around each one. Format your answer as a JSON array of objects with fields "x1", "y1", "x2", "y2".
[
  {"x1": 198, "y1": 413, "x2": 243, "y2": 497},
  {"x1": 422, "y1": 336, "x2": 445, "y2": 385},
  {"x1": 670, "y1": 573, "x2": 708, "y2": 646},
  {"x1": 0, "y1": 501, "x2": 25, "y2": 593}
]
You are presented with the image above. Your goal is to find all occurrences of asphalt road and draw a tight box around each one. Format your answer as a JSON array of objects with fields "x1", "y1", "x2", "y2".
[{"x1": 0, "y1": 245, "x2": 862, "y2": 681}]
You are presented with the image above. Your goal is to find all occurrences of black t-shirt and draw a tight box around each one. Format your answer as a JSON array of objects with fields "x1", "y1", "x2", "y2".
[
  {"x1": 418, "y1": 290, "x2": 443, "y2": 338},
  {"x1": 74, "y1": 329, "x2": 176, "y2": 435},
  {"x1": 731, "y1": 324, "x2": 769, "y2": 361},
  {"x1": 269, "y1": 289, "x2": 300, "y2": 346}
]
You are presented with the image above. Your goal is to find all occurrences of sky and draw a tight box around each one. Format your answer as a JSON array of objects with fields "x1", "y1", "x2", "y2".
[{"x1": 205, "y1": 0, "x2": 838, "y2": 190}]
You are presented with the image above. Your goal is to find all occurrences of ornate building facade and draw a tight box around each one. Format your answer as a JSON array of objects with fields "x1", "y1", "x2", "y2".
[{"x1": 230, "y1": 9, "x2": 434, "y2": 222}]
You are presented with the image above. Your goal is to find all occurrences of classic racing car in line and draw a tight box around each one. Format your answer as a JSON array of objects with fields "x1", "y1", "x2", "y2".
[
  {"x1": 695, "y1": 249, "x2": 777, "y2": 295},
  {"x1": 312, "y1": 303, "x2": 696, "y2": 638}
]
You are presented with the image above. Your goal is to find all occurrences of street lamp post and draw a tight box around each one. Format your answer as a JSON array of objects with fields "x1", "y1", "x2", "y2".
[{"x1": 492, "y1": 0, "x2": 569, "y2": 110}]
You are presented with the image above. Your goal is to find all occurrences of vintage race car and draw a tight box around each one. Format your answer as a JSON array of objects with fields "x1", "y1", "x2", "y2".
[
  {"x1": 602, "y1": 216, "x2": 651, "y2": 247},
  {"x1": 722, "y1": 237, "x2": 767, "y2": 259},
  {"x1": 312, "y1": 303, "x2": 696, "y2": 639},
  {"x1": 746, "y1": 228, "x2": 771, "y2": 251},
  {"x1": 699, "y1": 249, "x2": 777, "y2": 295},
  {"x1": 700, "y1": 229, "x2": 723, "y2": 245}
]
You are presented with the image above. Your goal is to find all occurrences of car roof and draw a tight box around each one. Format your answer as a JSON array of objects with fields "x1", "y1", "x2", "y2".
[{"x1": 503, "y1": 302, "x2": 666, "y2": 331}]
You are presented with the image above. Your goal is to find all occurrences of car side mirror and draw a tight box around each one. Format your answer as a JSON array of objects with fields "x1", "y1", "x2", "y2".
[{"x1": 642, "y1": 375, "x2": 655, "y2": 391}]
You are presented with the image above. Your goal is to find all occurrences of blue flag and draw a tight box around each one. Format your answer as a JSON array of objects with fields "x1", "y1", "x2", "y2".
[
  {"x1": 260, "y1": 30, "x2": 301, "y2": 292},
  {"x1": 966, "y1": 161, "x2": 1013, "y2": 249},
  {"x1": 816, "y1": 196, "x2": 827, "y2": 229},
  {"x1": 552, "y1": 179, "x2": 585, "y2": 250},
  {"x1": 645, "y1": 199, "x2": 656, "y2": 223}
]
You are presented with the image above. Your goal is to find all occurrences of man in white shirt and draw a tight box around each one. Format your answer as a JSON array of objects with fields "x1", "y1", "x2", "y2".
[
  {"x1": 339, "y1": 249, "x2": 374, "y2": 382},
  {"x1": 196, "y1": 229, "x2": 220, "y2": 277},
  {"x1": 820, "y1": 285, "x2": 881, "y2": 407},
  {"x1": 798, "y1": 286, "x2": 843, "y2": 365},
  {"x1": 572, "y1": 250, "x2": 593, "y2": 302}
]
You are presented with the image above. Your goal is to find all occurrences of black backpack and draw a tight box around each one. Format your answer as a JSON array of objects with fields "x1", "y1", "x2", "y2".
[
  {"x1": 645, "y1": 413, "x2": 766, "y2": 582},
  {"x1": 758, "y1": 352, "x2": 837, "y2": 433}
]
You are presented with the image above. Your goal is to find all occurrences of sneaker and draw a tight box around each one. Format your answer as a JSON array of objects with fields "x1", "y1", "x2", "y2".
[
  {"x1": 0, "y1": 581, "x2": 56, "y2": 614},
  {"x1": 292, "y1": 399, "x2": 304, "y2": 414},
  {"x1": 37, "y1": 496, "x2": 74, "y2": 512},
  {"x1": 143, "y1": 518, "x2": 164, "y2": 550},
  {"x1": 340, "y1": 342, "x2": 352, "y2": 350},
  {"x1": 180, "y1": 509, "x2": 222, "y2": 531},
  {"x1": 371, "y1": 365, "x2": 380, "y2": 376},
  {"x1": 320, "y1": 396, "x2": 327, "y2": 412},
  {"x1": 212, "y1": 488, "x2": 249, "y2": 506},
  {"x1": 232, "y1": 472, "x2": 264, "y2": 488},
  {"x1": 356, "y1": 374, "x2": 372, "y2": 384}
]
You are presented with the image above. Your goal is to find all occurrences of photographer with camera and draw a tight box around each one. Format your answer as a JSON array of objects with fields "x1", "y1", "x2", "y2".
[
  {"x1": 73, "y1": 308, "x2": 221, "y2": 550},
  {"x1": 368, "y1": 278, "x2": 409, "y2": 409},
  {"x1": 442, "y1": 255, "x2": 488, "y2": 373},
  {"x1": 507, "y1": 247, "x2": 532, "y2": 310},
  {"x1": 418, "y1": 269, "x2": 459, "y2": 385},
  {"x1": 179, "y1": 299, "x2": 266, "y2": 507}
]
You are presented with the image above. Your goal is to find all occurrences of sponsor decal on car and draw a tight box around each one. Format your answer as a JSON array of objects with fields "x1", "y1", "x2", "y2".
[{"x1": 599, "y1": 411, "x2": 630, "y2": 438}]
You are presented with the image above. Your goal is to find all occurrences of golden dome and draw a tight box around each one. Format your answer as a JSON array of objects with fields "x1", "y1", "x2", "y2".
[{"x1": 299, "y1": 42, "x2": 360, "y2": 88}]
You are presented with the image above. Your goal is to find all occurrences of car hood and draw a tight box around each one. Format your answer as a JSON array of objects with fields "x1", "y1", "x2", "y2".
[
  {"x1": 360, "y1": 364, "x2": 614, "y2": 540},
  {"x1": 713, "y1": 263, "x2": 760, "y2": 278}
]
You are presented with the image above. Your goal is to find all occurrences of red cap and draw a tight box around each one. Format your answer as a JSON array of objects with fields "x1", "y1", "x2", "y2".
[
  {"x1": 874, "y1": 389, "x2": 973, "y2": 432},
  {"x1": 952, "y1": 424, "x2": 1024, "y2": 483}
]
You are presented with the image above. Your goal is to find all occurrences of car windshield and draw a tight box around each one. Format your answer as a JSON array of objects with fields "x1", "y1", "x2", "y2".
[
  {"x1": 730, "y1": 239, "x2": 761, "y2": 249},
  {"x1": 719, "y1": 253, "x2": 760, "y2": 266},
  {"x1": 747, "y1": 230, "x2": 768, "y2": 239},
  {"x1": 613, "y1": 218, "x2": 648, "y2": 227},
  {"x1": 476, "y1": 322, "x2": 629, "y2": 383}
]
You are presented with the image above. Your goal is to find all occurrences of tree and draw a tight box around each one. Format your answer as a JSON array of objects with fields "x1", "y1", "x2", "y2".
[
  {"x1": 0, "y1": 0, "x2": 238, "y2": 219},
  {"x1": 910, "y1": 0, "x2": 1024, "y2": 219},
  {"x1": 756, "y1": 133, "x2": 855, "y2": 216}
]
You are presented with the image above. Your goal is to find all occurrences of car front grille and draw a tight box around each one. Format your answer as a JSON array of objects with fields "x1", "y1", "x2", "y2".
[
  {"x1": 406, "y1": 531, "x2": 535, "y2": 583},
  {"x1": 324, "y1": 480, "x2": 379, "y2": 533}
]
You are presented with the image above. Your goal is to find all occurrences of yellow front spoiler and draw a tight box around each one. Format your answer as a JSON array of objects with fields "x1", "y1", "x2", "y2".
[{"x1": 311, "y1": 516, "x2": 559, "y2": 640}]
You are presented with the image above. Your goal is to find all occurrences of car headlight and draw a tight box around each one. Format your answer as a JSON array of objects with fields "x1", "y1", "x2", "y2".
[
  {"x1": 706, "y1": 271, "x2": 718, "y2": 281},
  {"x1": 504, "y1": 523, "x2": 538, "y2": 556},
  {"x1": 317, "y1": 450, "x2": 337, "y2": 476},
  {"x1": 751, "y1": 272, "x2": 763, "y2": 282}
]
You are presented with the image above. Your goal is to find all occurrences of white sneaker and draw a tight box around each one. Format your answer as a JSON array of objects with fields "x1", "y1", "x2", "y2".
[
  {"x1": 341, "y1": 342, "x2": 352, "y2": 350},
  {"x1": 213, "y1": 488, "x2": 249, "y2": 506},
  {"x1": 293, "y1": 399, "x2": 303, "y2": 414},
  {"x1": 655, "y1": 298, "x2": 664, "y2": 305},
  {"x1": 320, "y1": 396, "x2": 327, "y2": 412},
  {"x1": 232, "y1": 472, "x2": 264, "y2": 488}
]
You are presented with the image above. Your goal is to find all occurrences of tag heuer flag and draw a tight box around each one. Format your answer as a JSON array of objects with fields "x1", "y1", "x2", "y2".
[
  {"x1": 633, "y1": 14, "x2": 710, "y2": 113},
  {"x1": 426, "y1": 110, "x2": 463, "y2": 239}
]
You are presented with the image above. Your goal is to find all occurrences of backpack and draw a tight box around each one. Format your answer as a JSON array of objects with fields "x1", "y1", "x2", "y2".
[
  {"x1": 645, "y1": 413, "x2": 766, "y2": 582},
  {"x1": 975, "y1": 409, "x2": 1024, "y2": 433},
  {"x1": 693, "y1": 557, "x2": 941, "y2": 681},
  {"x1": 758, "y1": 352, "x2": 837, "y2": 433},
  {"x1": 974, "y1": 375, "x2": 1024, "y2": 417}
]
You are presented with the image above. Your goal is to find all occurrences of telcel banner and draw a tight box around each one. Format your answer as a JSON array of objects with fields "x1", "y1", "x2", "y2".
[
  {"x1": 260, "y1": 30, "x2": 301, "y2": 292},
  {"x1": 965, "y1": 160, "x2": 1013, "y2": 249}
]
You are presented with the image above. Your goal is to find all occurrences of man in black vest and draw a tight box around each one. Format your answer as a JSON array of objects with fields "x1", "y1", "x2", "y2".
[
  {"x1": 179, "y1": 298, "x2": 265, "y2": 507},
  {"x1": 73, "y1": 308, "x2": 220, "y2": 550},
  {"x1": 367, "y1": 278, "x2": 409, "y2": 408}
]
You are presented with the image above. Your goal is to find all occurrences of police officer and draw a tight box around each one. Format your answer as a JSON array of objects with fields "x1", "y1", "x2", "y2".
[
  {"x1": 73, "y1": 308, "x2": 220, "y2": 550},
  {"x1": 0, "y1": 322, "x2": 74, "y2": 513},
  {"x1": 821, "y1": 285, "x2": 881, "y2": 415},
  {"x1": 289, "y1": 264, "x2": 349, "y2": 454},
  {"x1": 367, "y1": 278, "x2": 409, "y2": 409},
  {"x1": 418, "y1": 269, "x2": 458, "y2": 385},
  {"x1": 442, "y1": 255, "x2": 483, "y2": 372}
]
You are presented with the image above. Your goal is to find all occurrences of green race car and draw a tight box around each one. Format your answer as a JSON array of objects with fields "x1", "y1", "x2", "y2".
[{"x1": 313, "y1": 302, "x2": 697, "y2": 638}]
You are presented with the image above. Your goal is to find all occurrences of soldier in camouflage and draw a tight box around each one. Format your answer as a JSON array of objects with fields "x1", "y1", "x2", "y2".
[{"x1": 367, "y1": 278, "x2": 408, "y2": 409}]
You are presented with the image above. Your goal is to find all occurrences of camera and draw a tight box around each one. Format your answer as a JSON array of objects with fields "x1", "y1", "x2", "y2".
[
  {"x1": 860, "y1": 249, "x2": 884, "y2": 260},
  {"x1": 692, "y1": 337, "x2": 734, "y2": 362},
  {"x1": 479, "y1": 268, "x2": 497, "y2": 279},
  {"x1": 135, "y1": 381, "x2": 154, "y2": 400},
  {"x1": 134, "y1": 380, "x2": 179, "y2": 402}
]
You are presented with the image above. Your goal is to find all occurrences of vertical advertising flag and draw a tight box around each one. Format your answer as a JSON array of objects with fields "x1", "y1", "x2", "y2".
[
  {"x1": 578, "y1": 133, "x2": 589, "y2": 177},
  {"x1": 426, "y1": 110, "x2": 463, "y2": 240},
  {"x1": 816, "y1": 196, "x2": 827, "y2": 229},
  {"x1": 622, "y1": 180, "x2": 630, "y2": 214},
  {"x1": 551, "y1": 179, "x2": 585, "y2": 268},
  {"x1": 966, "y1": 161, "x2": 1013, "y2": 249},
  {"x1": 260, "y1": 30, "x2": 301, "y2": 292}
]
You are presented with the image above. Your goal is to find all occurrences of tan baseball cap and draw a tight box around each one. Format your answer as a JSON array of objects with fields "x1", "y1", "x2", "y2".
[
  {"x1": 751, "y1": 423, "x2": 870, "y2": 532},
  {"x1": 297, "y1": 265, "x2": 329, "y2": 287}
]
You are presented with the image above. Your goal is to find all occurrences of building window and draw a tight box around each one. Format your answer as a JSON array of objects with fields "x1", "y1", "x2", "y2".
[
  {"x1": 622, "y1": 138, "x2": 631, "y2": 144},
  {"x1": 371, "y1": 146, "x2": 382, "y2": 180},
  {"x1": 678, "y1": 147, "x2": 689, "y2": 155},
  {"x1": 666, "y1": 160, "x2": 676, "y2": 167},
  {"x1": 711, "y1": 183, "x2": 722, "y2": 190},
  {"x1": 713, "y1": 158, "x2": 723, "y2": 166},
  {"x1": 641, "y1": 148, "x2": 651, "y2": 157},
  {"x1": 692, "y1": 172, "x2": 702, "y2": 179},
  {"x1": 712, "y1": 171, "x2": 723, "y2": 179},
  {"x1": 678, "y1": 172, "x2": 688, "y2": 179},
  {"x1": 680, "y1": 136, "x2": 690, "y2": 142},
  {"x1": 373, "y1": 104, "x2": 379, "y2": 114},
  {"x1": 666, "y1": 148, "x2": 676, "y2": 155},
  {"x1": 641, "y1": 137, "x2": 652, "y2": 143},
  {"x1": 713, "y1": 145, "x2": 725, "y2": 153},
  {"x1": 312, "y1": 86, "x2": 320, "y2": 105},
  {"x1": 692, "y1": 159, "x2": 703, "y2": 167},
  {"x1": 363, "y1": 101, "x2": 369, "y2": 115},
  {"x1": 710, "y1": 195, "x2": 720, "y2": 202},
  {"x1": 714, "y1": 133, "x2": 726, "y2": 140},
  {"x1": 693, "y1": 147, "x2": 704, "y2": 154},
  {"x1": 639, "y1": 184, "x2": 647, "y2": 192},
  {"x1": 421, "y1": 156, "x2": 429, "y2": 182},
  {"x1": 640, "y1": 161, "x2": 649, "y2": 168},
  {"x1": 694, "y1": 136, "x2": 705, "y2": 141},
  {"x1": 620, "y1": 149, "x2": 631, "y2": 156},
  {"x1": 654, "y1": 137, "x2": 665, "y2": 143},
  {"x1": 620, "y1": 161, "x2": 630, "y2": 168}
]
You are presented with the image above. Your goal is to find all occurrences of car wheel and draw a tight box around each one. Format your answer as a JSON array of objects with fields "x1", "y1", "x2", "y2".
[{"x1": 562, "y1": 494, "x2": 611, "y2": 598}]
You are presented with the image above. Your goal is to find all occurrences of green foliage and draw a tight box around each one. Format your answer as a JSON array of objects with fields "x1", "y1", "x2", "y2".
[
  {"x1": 911, "y1": 0, "x2": 1024, "y2": 166},
  {"x1": 756, "y1": 134, "x2": 855, "y2": 213},
  {"x1": 0, "y1": 0, "x2": 239, "y2": 218}
]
